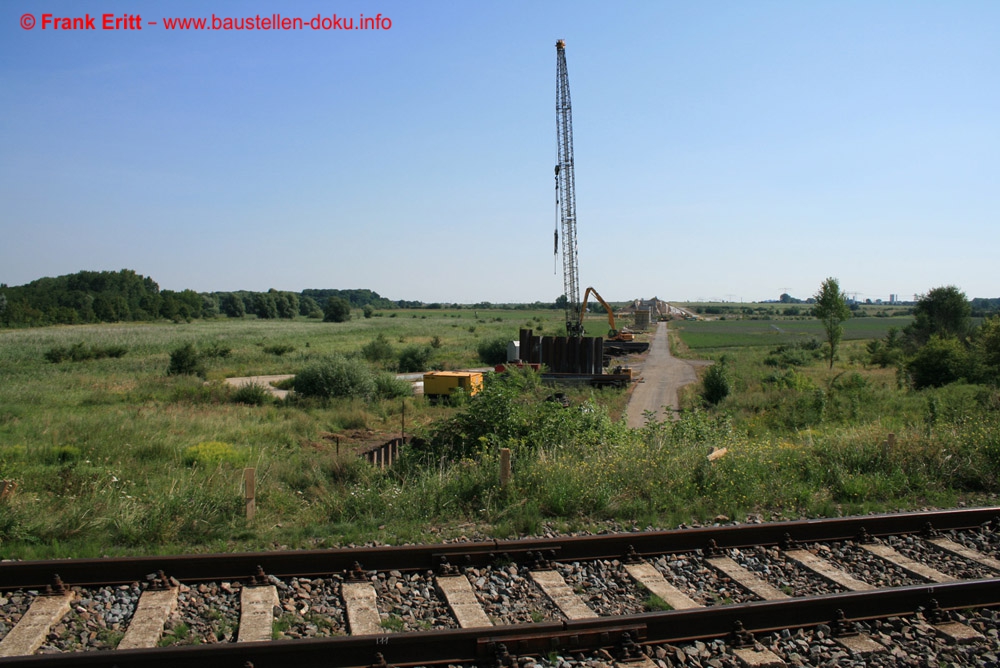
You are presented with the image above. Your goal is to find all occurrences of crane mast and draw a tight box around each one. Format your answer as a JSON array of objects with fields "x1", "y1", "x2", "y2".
[{"x1": 555, "y1": 39, "x2": 584, "y2": 337}]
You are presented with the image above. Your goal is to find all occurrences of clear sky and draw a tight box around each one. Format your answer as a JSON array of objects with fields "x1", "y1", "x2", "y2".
[{"x1": 2, "y1": 1, "x2": 998, "y2": 304}]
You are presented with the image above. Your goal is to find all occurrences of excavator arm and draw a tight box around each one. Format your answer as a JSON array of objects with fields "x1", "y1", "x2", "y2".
[{"x1": 580, "y1": 287, "x2": 626, "y2": 339}]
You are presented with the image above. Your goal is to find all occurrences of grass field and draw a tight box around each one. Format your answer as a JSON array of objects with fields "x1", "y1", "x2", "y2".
[
  {"x1": 0, "y1": 309, "x2": 624, "y2": 558},
  {"x1": 671, "y1": 316, "x2": 913, "y2": 350},
  {"x1": 1, "y1": 307, "x2": 997, "y2": 560}
]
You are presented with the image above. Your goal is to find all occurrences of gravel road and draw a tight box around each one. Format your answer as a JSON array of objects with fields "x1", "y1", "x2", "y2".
[{"x1": 625, "y1": 322, "x2": 705, "y2": 428}]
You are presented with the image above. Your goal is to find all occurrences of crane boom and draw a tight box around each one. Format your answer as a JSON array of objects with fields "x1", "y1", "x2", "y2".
[{"x1": 555, "y1": 39, "x2": 583, "y2": 337}]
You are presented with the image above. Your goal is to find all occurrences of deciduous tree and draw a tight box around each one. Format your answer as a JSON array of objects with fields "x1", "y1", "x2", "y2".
[
  {"x1": 812, "y1": 277, "x2": 851, "y2": 369},
  {"x1": 907, "y1": 286, "x2": 971, "y2": 346},
  {"x1": 323, "y1": 296, "x2": 352, "y2": 323}
]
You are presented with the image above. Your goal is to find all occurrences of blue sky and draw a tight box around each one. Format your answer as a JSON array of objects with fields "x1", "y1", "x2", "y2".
[{"x1": 2, "y1": 1, "x2": 998, "y2": 303}]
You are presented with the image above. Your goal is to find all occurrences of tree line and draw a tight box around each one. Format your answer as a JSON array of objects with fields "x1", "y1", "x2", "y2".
[
  {"x1": 0, "y1": 270, "x2": 581, "y2": 328},
  {"x1": 0, "y1": 270, "x2": 410, "y2": 327}
]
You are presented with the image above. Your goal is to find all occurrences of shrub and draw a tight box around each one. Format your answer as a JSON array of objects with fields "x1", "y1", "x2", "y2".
[
  {"x1": 397, "y1": 346, "x2": 431, "y2": 373},
  {"x1": 43, "y1": 347, "x2": 69, "y2": 363},
  {"x1": 263, "y1": 344, "x2": 295, "y2": 356},
  {"x1": 232, "y1": 382, "x2": 272, "y2": 406},
  {"x1": 477, "y1": 337, "x2": 510, "y2": 365},
  {"x1": 167, "y1": 343, "x2": 205, "y2": 377},
  {"x1": 294, "y1": 355, "x2": 377, "y2": 399},
  {"x1": 182, "y1": 441, "x2": 245, "y2": 467},
  {"x1": 374, "y1": 372, "x2": 412, "y2": 399},
  {"x1": 361, "y1": 334, "x2": 394, "y2": 363},
  {"x1": 363, "y1": 305, "x2": 374, "y2": 319},
  {"x1": 763, "y1": 345, "x2": 811, "y2": 368},
  {"x1": 44, "y1": 343, "x2": 128, "y2": 364},
  {"x1": 702, "y1": 358, "x2": 730, "y2": 406},
  {"x1": 272, "y1": 377, "x2": 296, "y2": 390},
  {"x1": 323, "y1": 297, "x2": 352, "y2": 323},
  {"x1": 44, "y1": 445, "x2": 82, "y2": 465},
  {"x1": 908, "y1": 336, "x2": 969, "y2": 389},
  {"x1": 202, "y1": 342, "x2": 232, "y2": 358}
]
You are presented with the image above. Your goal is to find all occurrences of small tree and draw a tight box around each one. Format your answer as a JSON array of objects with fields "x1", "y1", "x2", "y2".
[
  {"x1": 812, "y1": 277, "x2": 851, "y2": 369},
  {"x1": 907, "y1": 286, "x2": 971, "y2": 346},
  {"x1": 363, "y1": 304, "x2": 374, "y2": 319},
  {"x1": 702, "y1": 357, "x2": 730, "y2": 405},
  {"x1": 323, "y1": 297, "x2": 352, "y2": 323},
  {"x1": 477, "y1": 337, "x2": 510, "y2": 365},
  {"x1": 397, "y1": 345, "x2": 431, "y2": 373},
  {"x1": 361, "y1": 333, "x2": 395, "y2": 363},
  {"x1": 167, "y1": 343, "x2": 205, "y2": 377}
]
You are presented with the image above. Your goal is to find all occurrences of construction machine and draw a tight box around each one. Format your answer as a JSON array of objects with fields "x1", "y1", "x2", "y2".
[
  {"x1": 554, "y1": 41, "x2": 633, "y2": 346},
  {"x1": 581, "y1": 287, "x2": 634, "y2": 342},
  {"x1": 554, "y1": 39, "x2": 584, "y2": 337}
]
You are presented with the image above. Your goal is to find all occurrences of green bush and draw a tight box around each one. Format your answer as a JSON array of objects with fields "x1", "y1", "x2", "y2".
[
  {"x1": 294, "y1": 355, "x2": 377, "y2": 399},
  {"x1": 374, "y1": 372, "x2": 412, "y2": 399},
  {"x1": 272, "y1": 377, "x2": 296, "y2": 391},
  {"x1": 263, "y1": 344, "x2": 295, "y2": 356},
  {"x1": 361, "y1": 334, "x2": 394, "y2": 363},
  {"x1": 763, "y1": 344, "x2": 815, "y2": 368},
  {"x1": 323, "y1": 297, "x2": 352, "y2": 323},
  {"x1": 702, "y1": 359, "x2": 731, "y2": 406},
  {"x1": 44, "y1": 342, "x2": 128, "y2": 364},
  {"x1": 477, "y1": 337, "x2": 510, "y2": 365},
  {"x1": 43, "y1": 346, "x2": 70, "y2": 363},
  {"x1": 908, "y1": 336, "x2": 969, "y2": 389},
  {"x1": 167, "y1": 343, "x2": 205, "y2": 377},
  {"x1": 201, "y1": 342, "x2": 232, "y2": 358},
  {"x1": 231, "y1": 382, "x2": 272, "y2": 406},
  {"x1": 397, "y1": 346, "x2": 431, "y2": 373}
]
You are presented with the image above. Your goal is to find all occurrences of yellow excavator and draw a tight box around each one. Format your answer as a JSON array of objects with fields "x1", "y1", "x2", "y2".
[{"x1": 580, "y1": 287, "x2": 634, "y2": 342}]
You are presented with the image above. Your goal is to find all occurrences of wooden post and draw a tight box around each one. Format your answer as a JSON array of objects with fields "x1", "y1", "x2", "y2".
[
  {"x1": 499, "y1": 448, "x2": 511, "y2": 488},
  {"x1": 244, "y1": 468, "x2": 256, "y2": 521},
  {"x1": 882, "y1": 432, "x2": 896, "y2": 458}
]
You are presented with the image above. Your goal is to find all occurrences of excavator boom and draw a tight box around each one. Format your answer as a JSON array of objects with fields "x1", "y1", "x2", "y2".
[{"x1": 580, "y1": 287, "x2": 634, "y2": 341}]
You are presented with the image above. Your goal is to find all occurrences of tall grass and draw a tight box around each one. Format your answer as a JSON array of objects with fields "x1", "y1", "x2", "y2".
[{"x1": 0, "y1": 312, "x2": 997, "y2": 558}]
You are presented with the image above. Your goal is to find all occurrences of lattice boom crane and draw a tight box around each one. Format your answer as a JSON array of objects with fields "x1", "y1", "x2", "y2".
[{"x1": 555, "y1": 39, "x2": 584, "y2": 338}]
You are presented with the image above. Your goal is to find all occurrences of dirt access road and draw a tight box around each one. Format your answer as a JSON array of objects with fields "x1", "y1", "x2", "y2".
[{"x1": 625, "y1": 321, "x2": 708, "y2": 428}]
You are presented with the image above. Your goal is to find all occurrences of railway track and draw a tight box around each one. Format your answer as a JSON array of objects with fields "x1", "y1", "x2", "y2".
[{"x1": 1, "y1": 507, "x2": 1000, "y2": 667}]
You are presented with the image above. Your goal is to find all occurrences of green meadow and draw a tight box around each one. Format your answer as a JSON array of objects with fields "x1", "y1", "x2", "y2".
[{"x1": 0, "y1": 306, "x2": 997, "y2": 560}]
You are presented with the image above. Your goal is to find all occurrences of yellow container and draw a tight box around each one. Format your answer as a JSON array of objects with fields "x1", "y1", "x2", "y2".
[{"x1": 423, "y1": 371, "x2": 484, "y2": 398}]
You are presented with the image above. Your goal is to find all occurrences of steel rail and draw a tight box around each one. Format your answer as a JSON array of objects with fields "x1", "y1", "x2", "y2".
[
  {"x1": 1, "y1": 507, "x2": 997, "y2": 589},
  {"x1": 1, "y1": 578, "x2": 998, "y2": 668}
]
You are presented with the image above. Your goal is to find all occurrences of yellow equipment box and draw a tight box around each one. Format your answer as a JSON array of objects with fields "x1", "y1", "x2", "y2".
[{"x1": 423, "y1": 371, "x2": 483, "y2": 398}]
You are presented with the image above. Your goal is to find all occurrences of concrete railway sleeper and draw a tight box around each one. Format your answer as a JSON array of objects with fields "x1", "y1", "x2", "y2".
[{"x1": 0, "y1": 508, "x2": 1000, "y2": 665}]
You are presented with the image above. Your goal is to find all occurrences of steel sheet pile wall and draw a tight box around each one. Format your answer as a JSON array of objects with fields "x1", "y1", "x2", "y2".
[{"x1": 519, "y1": 329, "x2": 603, "y2": 375}]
